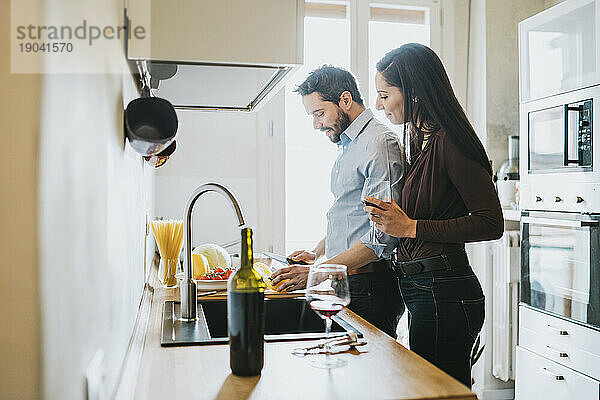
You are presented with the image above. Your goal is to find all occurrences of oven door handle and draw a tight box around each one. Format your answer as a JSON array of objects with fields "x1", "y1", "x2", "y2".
[
  {"x1": 522, "y1": 216, "x2": 598, "y2": 228},
  {"x1": 564, "y1": 104, "x2": 582, "y2": 166}
]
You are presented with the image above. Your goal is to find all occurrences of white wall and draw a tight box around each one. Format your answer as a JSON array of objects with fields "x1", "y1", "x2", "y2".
[
  {"x1": 154, "y1": 109, "x2": 258, "y2": 251},
  {"x1": 485, "y1": 0, "x2": 557, "y2": 168},
  {"x1": 154, "y1": 89, "x2": 286, "y2": 255},
  {"x1": 441, "y1": 0, "x2": 471, "y2": 106},
  {"x1": 36, "y1": 1, "x2": 154, "y2": 399},
  {"x1": 256, "y1": 90, "x2": 287, "y2": 254}
]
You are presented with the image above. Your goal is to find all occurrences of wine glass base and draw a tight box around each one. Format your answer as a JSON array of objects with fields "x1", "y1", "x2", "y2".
[{"x1": 309, "y1": 355, "x2": 347, "y2": 369}]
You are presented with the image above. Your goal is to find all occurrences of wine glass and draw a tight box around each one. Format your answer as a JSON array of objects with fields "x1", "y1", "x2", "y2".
[
  {"x1": 361, "y1": 179, "x2": 391, "y2": 248},
  {"x1": 305, "y1": 264, "x2": 351, "y2": 368}
]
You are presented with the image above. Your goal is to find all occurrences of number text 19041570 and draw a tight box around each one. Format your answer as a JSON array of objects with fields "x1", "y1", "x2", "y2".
[{"x1": 19, "y1": 42, "x2": 73, "y2": 52}]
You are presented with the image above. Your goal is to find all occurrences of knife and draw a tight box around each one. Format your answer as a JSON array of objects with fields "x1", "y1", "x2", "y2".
[{"x1": 262, "y1": 252, "x2": 309, "y2": 265}]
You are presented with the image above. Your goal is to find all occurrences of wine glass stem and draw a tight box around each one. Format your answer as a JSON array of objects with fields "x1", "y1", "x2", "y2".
[
  {"x1": 324, "y1": 317, "x2": 333, "y2": 361},
  {"x1": 371, "y1": 224, "x2": 377, "y2": 245}
]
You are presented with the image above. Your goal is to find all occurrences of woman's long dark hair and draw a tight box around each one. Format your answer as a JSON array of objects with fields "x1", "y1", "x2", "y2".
[{"x1": 376, "y1": 43, "x2": 492, "y2": 176}]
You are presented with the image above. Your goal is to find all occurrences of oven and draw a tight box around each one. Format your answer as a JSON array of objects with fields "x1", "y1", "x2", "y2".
[{"x1": 520, "y1": 210, "x2": 600, "y2": 329}]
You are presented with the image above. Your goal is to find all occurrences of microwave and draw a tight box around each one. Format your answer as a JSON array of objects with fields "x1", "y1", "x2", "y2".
[
  {"x1": 520, "y1": 211, "x2": 600, "y2": 330},
  {"x1": 520, "y1": 86, "x2": 600, "y2": 212},
  {"x1": 528, "y1": 99, "x2": 592, "y2": 173}
]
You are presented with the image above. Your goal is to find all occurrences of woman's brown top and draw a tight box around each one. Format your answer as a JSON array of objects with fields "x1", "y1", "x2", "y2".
[{"x1": 396, "y1": 129, "x2": 504, "y2": 262}]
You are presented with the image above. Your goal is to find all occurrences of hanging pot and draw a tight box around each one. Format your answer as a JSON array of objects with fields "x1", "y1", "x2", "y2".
[{"x1": 124, "y1": 97, "x2": 178, "y2": 156}]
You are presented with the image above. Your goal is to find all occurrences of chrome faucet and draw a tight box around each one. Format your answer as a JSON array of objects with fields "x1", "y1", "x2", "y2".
[{"x1": 180, "y1": 183, "x2": 245, "y2": 321}]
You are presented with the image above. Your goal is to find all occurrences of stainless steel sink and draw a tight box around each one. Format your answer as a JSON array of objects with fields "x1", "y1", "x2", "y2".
[{"x1": 161, "y1": 297, "x2": 362, "y2": 346}]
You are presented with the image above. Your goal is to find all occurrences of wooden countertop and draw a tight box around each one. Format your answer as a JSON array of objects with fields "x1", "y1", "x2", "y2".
[{"x1": 134, "y1": 265, "x2": 476, "y2": 400}]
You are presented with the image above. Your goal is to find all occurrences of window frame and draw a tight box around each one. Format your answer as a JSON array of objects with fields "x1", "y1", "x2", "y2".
[{"x1": 350, "y1": 0, "x2": 441, "y2": 108}]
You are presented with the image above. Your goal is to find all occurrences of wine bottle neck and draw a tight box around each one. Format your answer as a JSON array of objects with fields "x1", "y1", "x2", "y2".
[{"x1": 240, "y1": 227, "x2": 253, "y2": 269}]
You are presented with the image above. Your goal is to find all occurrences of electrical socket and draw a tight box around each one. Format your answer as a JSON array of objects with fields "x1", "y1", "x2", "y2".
[{"x1": 85, "y1": 349, "x2": 107, "y2": 400}]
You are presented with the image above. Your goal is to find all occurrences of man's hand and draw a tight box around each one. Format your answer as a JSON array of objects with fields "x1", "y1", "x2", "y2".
[
  {"x1": 270, "y1": 266, "x2": 310, "y2": 292},
  {"x1": 364, "y1": 197, "x2": 417, "y2": 238},
  {"x1": 287, "y1": 250, "x2": 317, "y2": 264}
]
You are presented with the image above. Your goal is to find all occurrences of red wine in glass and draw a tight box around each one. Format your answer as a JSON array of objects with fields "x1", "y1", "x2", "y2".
[
  {"x1": 304, "y1": 264, "x2": 350, "y2": 369},
  {"x1": 309, "y1": 299, "x2": 345, "y2": 319}
]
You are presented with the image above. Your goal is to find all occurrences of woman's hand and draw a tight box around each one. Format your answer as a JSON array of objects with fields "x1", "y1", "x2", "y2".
[{"x1": 364, "y1": 197, "x2": 417, "y2": 238}]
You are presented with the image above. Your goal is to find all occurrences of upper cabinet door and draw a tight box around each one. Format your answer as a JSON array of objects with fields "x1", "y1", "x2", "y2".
[
  {"x1": 519, "y1": 0, "x2": 599, "y2": 102},
  {"x1": 127, "y1": 0, "x2": 304, "y2": 66}
]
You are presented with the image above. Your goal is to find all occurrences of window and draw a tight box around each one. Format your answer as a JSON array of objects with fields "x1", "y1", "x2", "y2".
[
  {"x1": 285, "y1": 2, "x2": 351, "y2": 254},
  {"x1": 368, "y1": 3, "x2": 431, "y2": 130},
  {"x1": 285, "y1": 0, "x2": 440, "y2": 254}
]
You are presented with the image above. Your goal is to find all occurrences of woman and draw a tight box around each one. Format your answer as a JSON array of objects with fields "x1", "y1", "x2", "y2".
[
  {"x1": 364, "y1": 43, "x2": 504, "y2": 386},
  {"x1": 272, "y1": 43, "x2": 502, "y2": 387}
]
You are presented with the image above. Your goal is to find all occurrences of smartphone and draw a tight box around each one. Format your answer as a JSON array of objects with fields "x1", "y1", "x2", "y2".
[{"x1": 362, "y1": 200, "x2": 385, "y2": 210}]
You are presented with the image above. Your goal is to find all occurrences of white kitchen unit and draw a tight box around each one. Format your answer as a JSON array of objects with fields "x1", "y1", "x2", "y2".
[
  {"x1": 516, "y1": 307, "x2": 600, "y2": 399},
  {"x1": 127, "y1": 0, "x2": 303, "y2": 67},
  {"x1": 517, "y1": 0, "x2": 600, "y2": 398},
  {"x1": 518, "y1": 0, "x2": 600, "y2": 213},
  {"x1": 515, "y1": 346, "x2": 599, "y2": 399},
  {"x1": 519, "y1": 306, "x2": 600, "y2": 382},
  {"x1": 126, "y1": 0, "x2": 304, "y2": 111}
]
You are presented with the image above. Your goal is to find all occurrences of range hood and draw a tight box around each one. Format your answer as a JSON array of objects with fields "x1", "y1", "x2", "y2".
[
  {"x1": 139, "y1": 61, "x2": 294, "y2": 112},
  {"x1": 126, "y1": 0, "x2": 304, "y2": 112}
]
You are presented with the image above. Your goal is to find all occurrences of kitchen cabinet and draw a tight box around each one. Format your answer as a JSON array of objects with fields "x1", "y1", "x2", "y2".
[
  {"x1": 127, "y1": 0, "x2": 303, "y2": 66},
  {"x1": 519, "y1": 305, "x2": 600, "y2": 381},
  {"x1": 515, "y1": 346, "x2": 600, "y2": 399}
]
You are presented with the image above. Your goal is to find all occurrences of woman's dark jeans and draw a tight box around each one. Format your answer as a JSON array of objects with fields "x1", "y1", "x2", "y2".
[
  {"x1": 348, "y1": 269, "x2": 405, "y2": 338},
  {"x1": 399, "y1": 265, "x2": 485, "y2": 387}
]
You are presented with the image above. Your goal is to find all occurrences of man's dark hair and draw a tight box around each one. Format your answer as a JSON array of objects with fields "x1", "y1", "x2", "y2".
[{"x1": 294, "y1": 65, "x2": 364, "y2": 106}]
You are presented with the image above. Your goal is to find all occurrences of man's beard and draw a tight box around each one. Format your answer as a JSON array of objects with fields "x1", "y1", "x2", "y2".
[{"x1": 321, "y1": 108, "x2": 351, "y2": 143}]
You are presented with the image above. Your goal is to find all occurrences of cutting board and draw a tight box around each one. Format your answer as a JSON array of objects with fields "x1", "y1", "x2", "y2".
[
  {"x1": 195, "y1": 254, "x2": 305, "y2": 300},
  {"x1": 197, "y1": 289, "x2": 305, "y2": 301}
]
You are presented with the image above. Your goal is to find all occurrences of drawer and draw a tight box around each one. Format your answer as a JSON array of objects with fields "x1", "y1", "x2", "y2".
[
  {"x1": 519, "y1": 306, "x2": 600, "y2": 379},
  {"x1": 516, "y1": 346, "x2": 600, "y2": 400}
]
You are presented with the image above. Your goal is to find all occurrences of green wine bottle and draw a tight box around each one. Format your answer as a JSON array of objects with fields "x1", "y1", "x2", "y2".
[{"x1": 227, "y1": 227, "x2": 266, "y2": 376}]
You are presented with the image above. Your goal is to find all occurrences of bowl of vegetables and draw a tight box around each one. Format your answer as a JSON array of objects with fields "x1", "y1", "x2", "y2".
[{"x1": 177, "y1": 243, "x2": 235, "y2": 290}]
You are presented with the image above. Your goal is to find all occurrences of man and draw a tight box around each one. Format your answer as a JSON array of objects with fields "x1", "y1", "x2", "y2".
[{"x1": 271, "y1": 65, "x2": 404, "y2": 338}]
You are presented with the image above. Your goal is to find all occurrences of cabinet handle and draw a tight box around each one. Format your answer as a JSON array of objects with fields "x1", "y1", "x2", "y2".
[
  {"x1": 546, "y1": 324, "x2": 569, "y2": 335},
  {"x1": 541, "y1": 367, "x2": 565, "y2": 381},
  {"x1": 546, "y1": 345, "x2": 569, "y2": 358}
]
